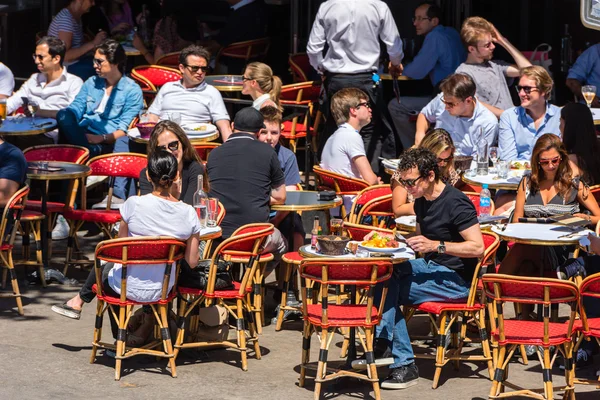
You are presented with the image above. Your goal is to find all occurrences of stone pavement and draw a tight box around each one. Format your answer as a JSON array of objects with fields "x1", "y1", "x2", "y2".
[{"x1": 1, "y1": 228, "x2": 599, "y2": 400}]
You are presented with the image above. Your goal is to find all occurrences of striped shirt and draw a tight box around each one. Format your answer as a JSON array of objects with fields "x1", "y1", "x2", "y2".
[{"x1": 48, "y1": 8, "x2": 84, "y2": 50}]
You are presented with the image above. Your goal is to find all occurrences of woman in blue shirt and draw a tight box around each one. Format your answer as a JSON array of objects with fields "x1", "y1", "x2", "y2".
[{"x1": 57, "y1": 39, "x2": 143, "y2": 157}]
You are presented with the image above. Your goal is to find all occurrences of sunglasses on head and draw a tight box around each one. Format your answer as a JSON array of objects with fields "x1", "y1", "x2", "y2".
[
  {"x1": 157, "y1": 140, "x2": 180, "y2": 152},
  {"x1": 515, "y1": 85, "x2": 539, "y2": 95},
  {"x1": 538, "y1": 156, "x2": 561, "y2": 166},
  {"x1": 398, "y1": 175, "x2": 425, "y2": 188},
  {"x1": 184, "y1": 64, "x2": 209, "y2": 74}
]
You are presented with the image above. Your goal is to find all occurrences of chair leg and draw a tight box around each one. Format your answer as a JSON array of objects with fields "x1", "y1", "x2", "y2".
[
  {"x1": 299, "y1": 321, "x2": 311, "y2": 388},
  {"x1": 173, "y1": 296, "x2": 189, "y2": 361},
  {"x1": 364, "y1": 327, "x2": 381, "y2": 400},
  {"x1": 33, "y1": 220, "x2": 46, "y2": 288},
  {"x1": 159, "y1": 304, "x2": 177, "y2": 378},
  {"x1": 22, "y1": 223, "x2": 31, "y2": 261},
  {"x1": 276, "y1": 261, "x2": 293, "y2": 331},
  {"x1": 246, "y1": 305, "x2": 261, "y2": 360},
  {"x1": 477, "y1": 309, "x2": 494, "y2": 380},
  {"x1": 236, "y1": 299, "x2": 249, "y2": 371},
  {"x1": 489, "y1": 345, "x2": 507, "y2": 398},
  {"x1": 432, "y1": 312, "x2": 447, "y2": 389},
  {"x1": 1, "y1": 262, "x2": 7, "y2": 289},
  {"x1": 543, "y1": 346, "x2": 553, "y2": 400},
  {"x1": 90, "y1": 300, "x2": 104, "y2": 363},
  {"x1": 63, "y1": 220, "x2": 81, "y2": 276},
  {"x1": 114, "y1": 305, "x2": 126, "y2": 381},
  {"x1": 2, "y1": 251, "x2": 23, "y2": 315},
  {"x1": 520, "y1": 344, "x2": 529, "y2": 364},
  {"x1": 314, "y1": 328, "x2": 331, "y2": 400}
]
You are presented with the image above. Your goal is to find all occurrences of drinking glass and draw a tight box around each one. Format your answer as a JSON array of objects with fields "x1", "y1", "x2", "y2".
[
  {"x1": 207, "y1": 197, "x2": 219, "y2": 227},
  {"x1": 497, "y1": 160, "x2": 509, "y2": 179},
  {"x1": 169, "y1": 112, "x2": 181, "y2": 125},
  {"x1": 138, "y1": 110, "x2": 149, "y2": 123},
  {"x1": 0, "y1": 99, "x2": 6, "y2": 120},
  {"x1": 28, "y1": 99, "x2": 39, "y2": 126},
  {"x1": 330, "y1": 218, "x2": 343, "y2": 236},
  {"x1": 489, "y1": 146, "x2": 499, "y2": 168},
  {"x1": 582, "y1": 85, "x2": 597, "y2": 108}
]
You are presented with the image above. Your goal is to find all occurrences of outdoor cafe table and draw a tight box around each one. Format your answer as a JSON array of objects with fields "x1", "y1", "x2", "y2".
[
  {"x1": 128, "y1": 128, "x2": 219, "y2": 145},
  {"x1": 490, "y1": 222, "x2": 593, "y2": 252},
  {"x1": 0, "y1": 117, "x2": 57, "y2": 137},
  {"x1": 299, "y1": 243, "x2": 415, "y2": 366},
  {"x1": 462, "y1": 169, "x2": 527, "y2": 191},
  {"x1": 26, "y1": 161, "x2": 91, "y2": 274},
  {"x1": 270, "y1": 191, "x2": 343, "y2": 213},
  {"x1": 204, "y1": 75, "x2": 244, "y2": 92}
]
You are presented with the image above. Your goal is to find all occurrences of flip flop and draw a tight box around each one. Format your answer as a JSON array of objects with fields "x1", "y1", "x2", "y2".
[{"x1": 51, "y1": 303, "x2": 81, "y2": 320}]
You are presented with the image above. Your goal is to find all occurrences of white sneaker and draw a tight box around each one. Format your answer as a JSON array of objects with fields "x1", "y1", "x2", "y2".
[
  {"x1": 86, "y1": 175, "x2": 107, "y2": 189},
  {"x1": 52, "y1": 214, "x2": 70, "y2": 240},
  {"x1": 92, "y1": 195, "x2": 124, "y2": 210}
]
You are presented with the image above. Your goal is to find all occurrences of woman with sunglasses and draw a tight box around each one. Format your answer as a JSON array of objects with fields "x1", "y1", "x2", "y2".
[
  {"x1": 138, "y1": 120, "x2": 207, "y2": 204},
  {"x1": 498, "y1": 134, "x2": 600, "y2": 282},
  {"x1": 241, "y1": 62, "x2": 283, "y2": 111},
  {"x1": 560, "y1": 102, "x2": 600, "y2": 186},
  {"x1": 51, "y1": 150, "x2": 201, "y2": 342},
  {"x1": 392, "y1": 128, "x2": 459, "y2": 216}
]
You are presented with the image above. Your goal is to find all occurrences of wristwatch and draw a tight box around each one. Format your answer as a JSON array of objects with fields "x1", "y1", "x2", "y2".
[
  {"x1": 437, "y1": 240, "x2": 446, "y2": 254},
  {"x1": 102, "y1": 134, "x2": 108, "y2": 143}
]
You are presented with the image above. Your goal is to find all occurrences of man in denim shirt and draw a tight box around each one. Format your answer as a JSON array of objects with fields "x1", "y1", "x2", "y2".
[
  {"x1": 389, "y1": 3, "x2": 466, "y2": 149},
  {"x1": 566, "y1": 44, "x2": 600, "y2": 107},
  {"x1": 57, "y1": 40, "x2": 143, "y2": 158}
]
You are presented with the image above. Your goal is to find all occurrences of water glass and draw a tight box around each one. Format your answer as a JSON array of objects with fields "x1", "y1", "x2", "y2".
[
  {"x1": 330, "y1": 218, "x2": 343, "y2": 236},
  {"x1": 465, "y1": 168, "x2": 477, "y2": 178},
  {"x1": 489, "y1": 146, "x2": 499, "y2": 167},
  {"x1": 207, "y1": 197, "x2": 219, "y2": 227},
  {"x1": 138, "y1": 110, "x2": 149, "y2": 123},
  {"x1": 497, "y1": 160, "x2": 509, "y2": 179},
  {"x1": 39, "y1": 161, "x2": 49, "y2": 170}
]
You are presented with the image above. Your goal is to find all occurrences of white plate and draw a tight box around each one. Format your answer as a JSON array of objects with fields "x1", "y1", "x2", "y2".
[
  {"x1": 359, "y1": 242, "x2": 406, "y2": 253},
  {"x1": 182, "y1": 123, "x2": 217, "y2": 135}
]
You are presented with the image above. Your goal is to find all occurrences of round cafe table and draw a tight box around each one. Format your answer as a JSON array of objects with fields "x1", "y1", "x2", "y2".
[
  {"x1": 462, "y1": 169, "x2": 527, "y2": 191},
  {"x1": 197, "y1": 226, "x2": 222, "y2": 241},
  {"x1": 0, "y1": 117, "x2": 57, "y2": 137},
  {"x1": 204, "y1": 75, "x2": 244, "y2": 92},
  {"x1": 26, "y1": 162, "x2": 91, "y2": 273},
  {"x1": 270, "y1": 191, "x2": 342, "y2": 212},
  {"x1": 490, "y1": 222, "x2": 593, "y2": 247},
  {"x1": 395, "y1": 215, "x2": 417, "y2": 233}
]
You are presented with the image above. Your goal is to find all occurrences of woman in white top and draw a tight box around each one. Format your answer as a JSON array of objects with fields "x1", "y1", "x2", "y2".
[
  {"x1": 52, "y1": 150, "x2": 201, "y2": 322},
  {"x1": 48, "y1": 0, "x2": 108, "y2": 80},
  {"x1": 241, "y1": 62, "x2": 283, "y2": 111}
]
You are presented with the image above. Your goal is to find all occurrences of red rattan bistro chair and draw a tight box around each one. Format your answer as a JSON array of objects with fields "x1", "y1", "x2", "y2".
[
  {"x1": 0, "y1": 186, "x2": 30, "y2": 315},
  {"x1": 193, "y1": 143, "x2": 221, "y2": 164},
  {"x1": 174, "y1": 223, "x2": 274, "y2": 371},
  {"x1": 214, "y1": 37, "x2": 270, "y2": 73},
  {"x1": 131, "y1": 65, "x2": 182, "y2": 105},
  {"x1": 288, "y1": 53, "x2": 311, "y2": 83},
  {"x1": 63, "y1": 153, "x2": 148, "y2": 276},
  {"x1": 280, "y1": 81, "x2": 322, "y2": 154},
  {"x1": 403, "y1": 232, "x2": 499, "y2": 389},
  {"x1": 298, "y1": 258, "x2": 393, "y2": 400},
  {"x1": 482, "y1": 274, "x2": 578, "y2": 400},
  {"x1": 89, "y1": 236, "x2": 186, "y2": 380},
  {"x1": 571, "y1": 272, "x2": 600, "y2": 386},
  {"x1": 156, "y1": 51, "x2": 181, "y2": 68},
  {"x1": 313, "y1": 165, "x2": 369, "y2": 219},
  {"x1": 464, "y1": 191, "x2": 496, "y2": 216},
  {"x1": 348, "y1": 185, "x2": 393, "y2": 227}
]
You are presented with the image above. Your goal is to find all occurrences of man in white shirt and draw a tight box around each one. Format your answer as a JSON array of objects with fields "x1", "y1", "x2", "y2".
[
  {"x1": 307, "y1": 0, "x2": 404, "y2": 174},
  {"x1": 321, "y1": 88, "x2": 381, "y2": 212},
  {"x1": 0, "y1": 62, "x2": 14, "y2": 99},
  {"x1": 7, "y1": 37, "x2": 83, "y2": 145},
  {"x1": 147, "y1": 45, "x2": 232, "y2": 140},
  {"x1": 416, "y1": 73, "x2": 498, "y2": 156}
]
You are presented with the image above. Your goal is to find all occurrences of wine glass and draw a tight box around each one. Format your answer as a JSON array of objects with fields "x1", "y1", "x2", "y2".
[
  {"x1": 582, "y1": 85, "x2": 596, "y2": 108},
  {"x1": 169, "y1": 112, "x2": 181, "y2": 125},
  {"x1": 27, "y1": 99, "x2": 39, "y2": 126},
  {"x1": 489, "y1": 146, "x2": 499, "y2": 169}
]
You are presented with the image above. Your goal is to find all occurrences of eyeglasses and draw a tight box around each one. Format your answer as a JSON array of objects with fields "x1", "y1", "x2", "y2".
[
  {"x1": 398, "y1": 175, "x2": 425, "y2": 188},
  {"x1": 478, "y1": 41, "x2": 494, "y2": 49},
  {"x1": 242, "y1": 76, "x2": 253, "y2": 81},
  {"x1": 355, "y1": 101, "x2": 371, "y2": 109},
  {"x1": 515, "y1": 85, "x2": 540, "y2": 95},
  {"x1": 538, "y1": 156, "x2": 561, "y2": 166},
  {"x1": 412, "y1": 16, "x2": 431, "y2": 22},
  {"x1": 157, "y1": 140, "x2": 180, "y2": 152},
  {"x1": 184, "y1": 64, "x2": 209, "y2": 74},
  {"x1": 32, "y1": 54, "x2": 47, "y2": 61},
  {"x1": 437, "y1": 155, "x2": 454, "y2": 164},
  {"x1": 441, "y1": 96, "x2": 467, "y2": 109},
  {"x1": 93, "y1": 58, "x2": 107, "y2": 66}
]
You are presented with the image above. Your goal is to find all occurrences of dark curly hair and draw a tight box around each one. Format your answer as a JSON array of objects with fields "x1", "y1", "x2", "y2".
[{"x1": 396, "y1": 147, "x2": 440, "y2": 182}]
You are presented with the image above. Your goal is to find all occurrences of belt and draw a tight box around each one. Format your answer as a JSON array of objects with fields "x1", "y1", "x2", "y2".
[{"x1": 324, "y1": 71, "x2": 376, "y2": 77}]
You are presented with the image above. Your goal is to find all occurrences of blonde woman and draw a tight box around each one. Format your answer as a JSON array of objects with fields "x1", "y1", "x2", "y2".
[
  {"x1": 392, "y1": 128, "x2": 459, "y2": 217},
  {"x1": 241, "y1": 62, "x2": 283, "y2": 111}
]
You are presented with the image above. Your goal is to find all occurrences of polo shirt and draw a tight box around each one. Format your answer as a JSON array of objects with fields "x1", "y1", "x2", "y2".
[
  {"x1": 420, "y1": 93, "x2": 498, "y2": 157},
  {"x1": 148, "y1": 80, "x2": 230, "y2": 127},
  {"x1": 276, "y1": 144, "x2": 301, "y2": 187},
  {"x1": 498, "y1": 104, "x2": 561, "y2": 161},
  {"x1": 567, "y1": 44, "x2": 600, "y2": 88},
  {"x1": 207, "y1": 132, "x2": 285, "y2": 238}
]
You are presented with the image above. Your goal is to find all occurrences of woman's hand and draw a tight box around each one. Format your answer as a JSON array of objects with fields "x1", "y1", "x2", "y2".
[
  {"x1": 574, "y1": 213, "x2": 592, "y2": 224},
  {"x1": 93, "y1": 30, "x2": 108, "y2": 45}
]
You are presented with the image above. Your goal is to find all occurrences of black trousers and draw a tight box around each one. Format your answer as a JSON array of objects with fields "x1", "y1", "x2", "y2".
[{"x1": 319, "y1": 72, "x2": 400, "y2": 176}]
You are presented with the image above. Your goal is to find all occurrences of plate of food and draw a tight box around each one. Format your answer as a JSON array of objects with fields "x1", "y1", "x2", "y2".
[
  {"x1": 358, "y1": 231, "x2": 405, "y2": 253},
  {"x1": 510, "y1": 160, "x2": 531, "y2": 170},
  {"x1": 182, "y1": 123, "x2": 217, "y2": 136}
]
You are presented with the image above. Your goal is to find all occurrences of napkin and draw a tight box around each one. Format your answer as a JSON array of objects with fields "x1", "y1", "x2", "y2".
[
  {"x1": 127, "y1": 127, "x2": 141, "y2": 138},
  {"x1": 200, "y1": 226, "x2": 221, "y2": 236}
]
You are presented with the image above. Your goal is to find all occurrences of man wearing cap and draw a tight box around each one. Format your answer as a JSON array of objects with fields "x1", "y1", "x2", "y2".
[{"x1": 207, "y1": 107, "x2": 288, "y2": 269}]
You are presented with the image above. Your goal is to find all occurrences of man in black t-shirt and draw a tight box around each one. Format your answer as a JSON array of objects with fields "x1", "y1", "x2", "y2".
[
  {"x1": 207, "y1": 107, "x2": 287, "y2": 270},
  {"x1": 352, "y1": 147, "x2": 484, "y2": 390}
]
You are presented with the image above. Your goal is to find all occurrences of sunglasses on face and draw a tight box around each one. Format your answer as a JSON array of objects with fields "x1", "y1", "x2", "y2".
[
  {"x1": 355, "y1": 101, "x2": 371, "y2": 109},
  {"x1": 157, "y1": 140, "x2": 180, "y2": 152},
  {"x1": 515, "y1": 85, "x2": 540, "y2": 95},
  {"x1": 398, "y1": 175, "x2": 425, "y2": 188},
  {"x1": 538, "y1": 156, "x2": 561, "y2": 166},
  {"x1": 184, "y1": 64, "x2": 209, "y2": 74},
  {"x1": 32, "y1": 54, "x2": 47, "y2": 61},
  {"x1": 437, "y1": 155, "x2": 454, "y2": 164},
  {"x1": 93, "y1": 58, "x2": 107, "y2": 66},
  {"x1": 412, "y1": 16, "x2": 431, "y2": 22},
  {"x1": 242, "y1": 76, "x2": 253, "y2": 81}
]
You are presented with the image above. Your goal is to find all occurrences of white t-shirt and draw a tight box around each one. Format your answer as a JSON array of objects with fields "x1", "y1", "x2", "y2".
[
  {"x1": 0, "y1": 62, "x2": 15, "y2": 96},
  {"x1": 320, "y1": 123, "x2": 366, "y2": 179},
  {"x1": 108, "y1": 194, "x2": 201, "y2": 303}
]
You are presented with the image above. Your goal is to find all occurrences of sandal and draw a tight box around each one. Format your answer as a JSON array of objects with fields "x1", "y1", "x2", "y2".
[{"x1": 51, "y1": 303, "x2": 81, "y2": 320}]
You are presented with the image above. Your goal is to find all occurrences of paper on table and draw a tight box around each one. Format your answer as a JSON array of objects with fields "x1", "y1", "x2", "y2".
[
  {"x1": 200, "y1": 226, "x2": 221, "y2": 236},
  {"x1": 127, "y1": 127, "x2": 141, "y2": 138},
  {"x1": 591, "y1": 108, "x2": 600, "y2": 121}
]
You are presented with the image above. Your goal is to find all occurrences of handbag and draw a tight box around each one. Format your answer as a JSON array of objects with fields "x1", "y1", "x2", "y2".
[
  {"x1": 179, "y1": 258, "x2": 234, "y2": 290},
  {"x1": 523, "y1": 44, "x2": 553, "y2": 73}
]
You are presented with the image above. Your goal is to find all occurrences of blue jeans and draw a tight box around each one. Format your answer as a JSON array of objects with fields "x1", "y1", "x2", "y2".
[
  {"x1": 57, "y1": 109, "x2": 112, "y2": 158},
  {"x1": 112, "y1": 136, "x2": 146, "y2": 199},
  {"x1": 374, "y1": 258, "x2": 470, "y2": 368}
]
